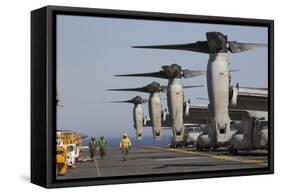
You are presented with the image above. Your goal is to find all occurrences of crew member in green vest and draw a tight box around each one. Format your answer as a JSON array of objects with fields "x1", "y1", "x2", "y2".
[
  {"x1": 98, "y1": 136, "x2": 107, "y2": 159},
  {"x1": 89, "y1": 137, "x2": 97, "y2": 161}
]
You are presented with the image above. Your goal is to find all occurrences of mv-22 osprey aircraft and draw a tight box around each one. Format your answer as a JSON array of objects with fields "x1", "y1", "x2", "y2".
[
  {"x1": 109, "y1": 96, "x2": 148, "y2": 140},
  {"x1": 183, "y1": 86, "x2": 268, "y2": 152},
  {"x1": 108, "y1": 79, "x2": 203, "y2": 141},
  {"x1": 111, "y1": 64, "x2": 206, "y2": 142},
  {"x1": 131, "y1": 31, "x2": 267, "y2": 146}
]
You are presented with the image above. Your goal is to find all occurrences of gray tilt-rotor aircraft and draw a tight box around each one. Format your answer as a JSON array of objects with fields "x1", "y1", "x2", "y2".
[
  {"x1": 114, "y1": 64, "x2": 205, "y2": 142},
  {"x1": 131, "y1": 31, "x2": 267, "y2": 145},
  {"x1": 109, "y1": 96, "x2": 147, "y2": 140},
  {"x1": 108, "y1": 81, "x2": 203, "y2": 141},
  {"x1": 108, "y1": 82, "x2": 164, "y2": 140}
]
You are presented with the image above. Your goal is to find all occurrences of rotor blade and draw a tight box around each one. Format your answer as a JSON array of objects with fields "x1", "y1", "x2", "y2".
[
  {"x1": 228, "y1": 41, "x2": 267, "y2": 53},
  {"x1": 107, "y1": 100, "x2": 134, "y2": 103},
  {"x1": 182, "y1": 69, "x2": 206, "y2": 78},
  {"x1": 107, "y1": 87, "x2": 147, "y2": 93},
  {"x1": 142, "y1": 99, "x2": 149, "y2": 103},
  {"x1": 132, "y1": 41, "x2": 210, "y2": 53},
  {"x1": 115, "y1": 71, "x2": 166, "y2": 79},
  {"x1": 229, "y1": 69, "x2": 239, "y2": 72},
  {"x1": 183, "y1": 85, "x2": 204, "y2": 89}
]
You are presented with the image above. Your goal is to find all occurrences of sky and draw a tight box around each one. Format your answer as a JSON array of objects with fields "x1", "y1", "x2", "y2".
[{"x1": 56, "y1": 15, "x2": 268, "y2": 140}]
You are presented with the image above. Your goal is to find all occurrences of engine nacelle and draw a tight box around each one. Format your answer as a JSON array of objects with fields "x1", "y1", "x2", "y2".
[
  {"x1": 135, "y1": 130, "x2": 143, "y2": 140},
  {"x1": 229, "y1": 84, "x2": 239, "y2": 106},
  {"x1": 133, "y1": 104, "x2": 144, "y2": 140}
]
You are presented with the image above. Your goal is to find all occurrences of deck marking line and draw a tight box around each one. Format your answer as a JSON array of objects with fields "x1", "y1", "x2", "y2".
[
  {"x1": 154, "y1": 157, "x2": 203, "y2": 162},
  {"x1": 144, "y1": 146, "x2": 267, "y2": 166},
  {"x1": 94, "y1": 158, "x2": 101, "y2": 177}
]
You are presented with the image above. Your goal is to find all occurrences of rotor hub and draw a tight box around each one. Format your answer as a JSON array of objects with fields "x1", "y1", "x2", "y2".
[
  {"x1": 145, "y1": 81, "x2": 161, "y2": 93},
  {"x1": 162, "y1": 64, "x2": 182, "y2": 79},
  {"x1": 206, "y1": 32, "x2": 228, "y2": 53}
]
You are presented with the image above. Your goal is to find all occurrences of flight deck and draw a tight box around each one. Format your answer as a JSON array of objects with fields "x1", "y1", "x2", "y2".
[{"x1": 57, "y1": 146, "x2": 268, "y2": 180}]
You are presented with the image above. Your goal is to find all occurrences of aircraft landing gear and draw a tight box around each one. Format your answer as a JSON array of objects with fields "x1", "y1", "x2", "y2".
[
  {"x1": 196, "y1": 144, "x2": 203, "y2": 151},
  {"x1": 229, "y1": 146, "x2": 238, "y2": 155}
]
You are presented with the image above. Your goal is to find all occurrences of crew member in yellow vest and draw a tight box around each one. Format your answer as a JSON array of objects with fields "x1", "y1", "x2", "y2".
[{"x1": 119, "y1": 133, "x2": 132, "y2": 161}]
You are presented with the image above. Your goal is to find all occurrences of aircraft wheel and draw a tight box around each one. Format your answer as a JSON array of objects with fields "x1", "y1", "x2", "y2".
[
  {"x1": 229, "y1": 146, "x2": 238, "y2": 155},
  {"x1": 196, "y1": 145, "x2": 202, "y2": 151}
]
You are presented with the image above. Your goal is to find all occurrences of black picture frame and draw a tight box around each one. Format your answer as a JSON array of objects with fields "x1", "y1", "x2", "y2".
[{"x1": 31, "y1": 5, "x2": 274, "y2": 188}]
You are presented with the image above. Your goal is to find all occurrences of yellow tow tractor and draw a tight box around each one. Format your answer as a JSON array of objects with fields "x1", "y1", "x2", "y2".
[
  {"x1": 56, "y1": 130, "x2": 87, "y2": 176},
  {"x1": 56, "y1": 145, "x2": 67, "y2": 176}
]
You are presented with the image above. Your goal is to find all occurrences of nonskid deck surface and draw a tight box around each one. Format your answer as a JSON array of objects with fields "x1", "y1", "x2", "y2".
[{"x1": 57, "y1": 146, "x2": 268, "y2": 180}]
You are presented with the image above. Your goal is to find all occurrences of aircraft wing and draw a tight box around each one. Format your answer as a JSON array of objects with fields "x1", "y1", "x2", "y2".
[
  {"x1": 184, "y1": 104, "x2": 267, "y2": 124},
  {"x1": 183, "y1": 104, "x2": 246, "y2": 124},
  {"x1": 144, "y1": 118, "x2": 201, "y2": 128},
  {"x1": 143, "y1": 104, "x2": 247, "y2": 127},
  {"x1": 230, "y1": 87, "x2": 268, "y2": 111},
  {"x1": 143, "y1": 125, "x2": 172, "y2": 130}
]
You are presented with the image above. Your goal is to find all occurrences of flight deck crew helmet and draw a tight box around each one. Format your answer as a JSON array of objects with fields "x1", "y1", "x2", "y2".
[{"x1": 123, "y1": 133, "x2": 128, "y2": 138}]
